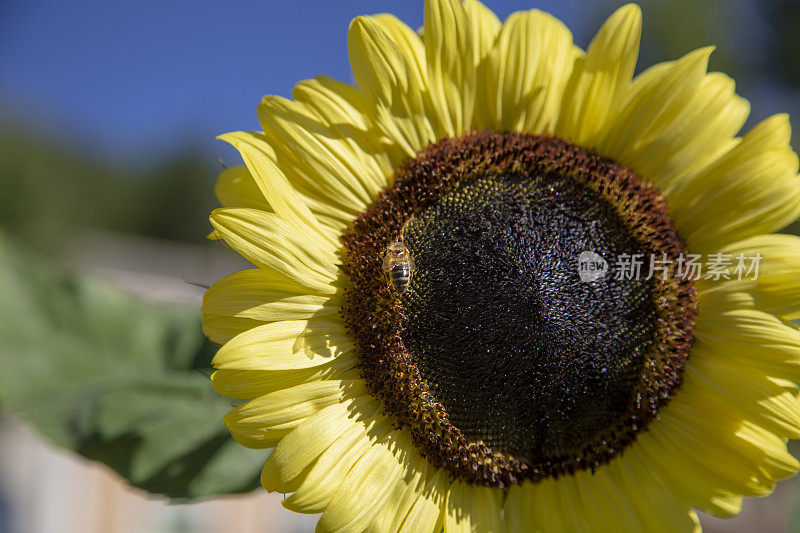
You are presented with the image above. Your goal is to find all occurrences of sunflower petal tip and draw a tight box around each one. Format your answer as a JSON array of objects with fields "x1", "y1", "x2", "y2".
[
  {"x1": 260, "y1": 462, "x2": 278, "y2": 488},
  {"x1": 210, "y1": 378, "x2": 228, "y2": 398},
  {"x1": 750, "y1": 113, "x2": 793, "y2": 145},
  {"x1": 697, "y1": 45, "x2": 717, "y2": 58},
  {"x1": 770, "y1": 112, "x2": 792, "y2": 127},
  {"x1": 615, "y1": 3, "x2": 643, "y2": 21},
  {"x1": 676, "y1": 45, "x2": 715, "y2": 72},
  {"x1": 215, "y1": 131, "x2": 242, "y2": 147},
  {"x1": 221, "y1": 409, "x2": 236, "y2": 428},
  {"x1": 349, "y1": 15, "x2": 370, "y2": 33},
  {"x1": 594, "y1": 3, "x2": 641, "y2": 44},
  {"x1": 209, "y1": 347, "x2": 225, "y2": 369}
]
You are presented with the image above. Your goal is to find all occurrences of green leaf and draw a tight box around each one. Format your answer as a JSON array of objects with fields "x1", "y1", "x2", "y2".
[{"x1": 0, "y1": 233, "x2": 263, "y2": 500}]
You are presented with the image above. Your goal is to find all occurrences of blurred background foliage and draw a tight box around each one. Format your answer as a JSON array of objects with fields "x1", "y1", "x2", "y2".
[
  {"x1": 0, "y1": 0, "x2": 799, "y2": 512},
  {"x1": 0, "y1": 126, "x2": 218, "y2": 255},
  {"x1": 0, "y1": 234, "x2": 263, "y2": 499}
]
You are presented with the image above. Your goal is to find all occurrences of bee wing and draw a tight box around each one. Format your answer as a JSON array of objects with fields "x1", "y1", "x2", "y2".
[{"x1": 382, "y1": 248, "x2": 394, "y2": 273}]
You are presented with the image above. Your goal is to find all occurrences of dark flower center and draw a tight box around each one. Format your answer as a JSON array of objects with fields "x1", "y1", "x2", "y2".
[{"x1": 341, "y1": 132, "x2": 696, "y2": 487}]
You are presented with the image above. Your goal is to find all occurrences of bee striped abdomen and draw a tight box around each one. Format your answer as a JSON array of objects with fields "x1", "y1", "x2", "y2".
[{"x1": 389, "y1": 262, "x2": 412, "y2": 293}]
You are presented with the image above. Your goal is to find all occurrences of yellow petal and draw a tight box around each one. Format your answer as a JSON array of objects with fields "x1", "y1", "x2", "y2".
[
  {"x1": 368, "y1": 447, "x2": 431, "y2": 533},
  {"x1": 671, "y1": 114, "x2": 800, "y2": 251},
  {"x1": 218, "y1": 131, "x2": 340, "y2": 246},
  {"x1": 293, "y1": 75, "x2": 375, "y2": 133},
  {"x1": 627, "y1": 72, "x2": 749, "y2": 193},
  {"x1": 613, "y1": 442, "x2": 703, "y2": 532},
  {"x1": 503, "y1": 484, "x2": 536, "y2": 533},
  {"x1": 463, "y1": 0, "x2": 500, "y2": 67},
  {"x1": 371, "y1": 14, "x2": 428, "y2": 94},
  {"x1": 555, "y1": 4, "x2": 641, "y2": 147},
  {"x1": 709, "y1": 234, "x2": 800, "y2": 319},
  {"x1": 202, "y1": 314, "x2": 263, "y2": 346},
  {"x1": 367, "y1": 473, "x2": 420, "y2": 533},
  {"x1": 511, "y1": 473, "x2": 647, "y2": 533},
  {"x1": 693, "y1": 307, "x2": 800, "y2": 382},
  {"x1": 201, "y1": 263, "x2": 340, "y2": 346},
  {"x1": 686, "y1": 350, "x2": 800, "y2": 439},
  {"x1": 211, "y1": 320, "x2": 352, "y2": 371},
  {"x1": 575, "y1": 470, "x2": 641, "y2": 529},
  {"x1": 370, "y1": 12, "x2": 452, "y2": 140},
  {"x1": 629, "y1": 429, "x2": 742, "y2": 518},
  {"x1": 348, "y1": 15, "x2": 436, "y2": 157},
  {"x1": 210, "y1": 355, "x2": 356, "y2": 400},
  {"x1": 736, "y1": 420, "x2": 800, "y2": 479},
  {"x1": 293, "y1": 75, "x2": 394, "y2": 186},
  {"x1": 214, "y1": 165, "x2": 269, "y2": 210},
  {"x1": 282, "y1": 415, "x2": 392, "y2": 513},
  {"x1": 318, "y1": 430, "x2": 408, "y2": 532},
  {"x1": 475, "y1": 9, "x2": 577, "y2": 133},
  {"x1": 209, "y1": 208, "x2": 339, "y2": 294},
  {"x1": 444, "y1": 481, "x2": 502, "y2": 532},
  {"x1": 261, "y1": 397, "x2": 379, "y2": 490},
  {"x1": 397, "y1": 462, "x2": 446, "y2": 533},
  {"x1": 648, "y1": 398, "x2": 776, "y2": 497},
  {"x1": 599, "y1": 47, "x2": 714, "y2": 163},
  {"x1": 423, "y1": 0, "x2": 474, "y2": 135},
  {"x1": 257, "y1": 97, "x2": 388, "y2": 208},
  {"x1": 203, "y1": 268, "x2": 339, "y2": 325},
  {"x1": 223, "y1": 379, "x2": 366, "y2": 448},
  {"x1": 213, "y1": 163, "x2": 352, "y2": 234}
]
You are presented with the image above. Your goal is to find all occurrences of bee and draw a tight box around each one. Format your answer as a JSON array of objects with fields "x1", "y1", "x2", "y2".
[{"x1": 382, "y1": 220, "x2": 417, "y2": 294}]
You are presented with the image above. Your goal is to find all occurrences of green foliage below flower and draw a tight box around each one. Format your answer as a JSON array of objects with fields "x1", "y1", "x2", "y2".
[{"x1": 0, "y1": 234, "x2": 262, "y2": 500}]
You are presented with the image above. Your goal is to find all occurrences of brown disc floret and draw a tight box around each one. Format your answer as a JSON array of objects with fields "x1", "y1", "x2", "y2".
[{"x1": 341, "y1": 131, "x2": 697, "y2": 487}]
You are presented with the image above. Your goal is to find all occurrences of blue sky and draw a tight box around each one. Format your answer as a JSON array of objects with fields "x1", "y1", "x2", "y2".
[{"x1": 0, "y1": 0, "x2": 602, "y2": 163}]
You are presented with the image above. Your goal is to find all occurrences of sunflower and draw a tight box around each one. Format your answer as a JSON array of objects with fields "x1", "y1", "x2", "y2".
[{"x1": 203, "y1": 1, "x2": 800, "y2": 531}]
